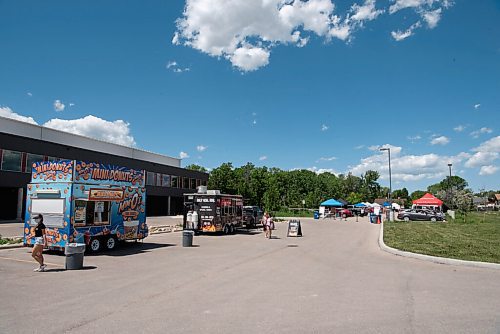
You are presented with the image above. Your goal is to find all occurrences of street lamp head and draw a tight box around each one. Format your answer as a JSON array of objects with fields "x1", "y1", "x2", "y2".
[
  {"x1": 448, "y1": 163, "x2": 452, "y2": 167},
  {"x1": 380, "y1": 148, "x2": 389, "y2": 152}
]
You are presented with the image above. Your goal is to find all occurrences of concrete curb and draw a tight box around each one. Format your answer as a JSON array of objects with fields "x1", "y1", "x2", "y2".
[
  {"x1": 0, "y1": 243, "x2": 24, "y2": 250},
  {"x1": 378, "y1": 222, "x2": 500, "y2": 270}
]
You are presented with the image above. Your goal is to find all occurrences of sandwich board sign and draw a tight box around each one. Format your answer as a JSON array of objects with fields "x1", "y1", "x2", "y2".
[{"x1": 287, "y1": 220, "x2": 302, "y2": 237}]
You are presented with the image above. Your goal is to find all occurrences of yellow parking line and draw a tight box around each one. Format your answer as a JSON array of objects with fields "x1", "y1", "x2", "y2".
[{"x1": 0, "y1": 256, "x2": 64, "y2": 267}]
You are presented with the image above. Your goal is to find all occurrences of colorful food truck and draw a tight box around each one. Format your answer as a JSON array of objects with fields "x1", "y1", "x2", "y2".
[
  {"x1": 24, "y1": 160, "x2": 148, "y2": 252},
  {"x1": 183, "y1": 190, "x2": 243, "y2": 234}
]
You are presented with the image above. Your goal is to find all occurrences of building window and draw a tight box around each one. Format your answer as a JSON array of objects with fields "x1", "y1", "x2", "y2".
[
  {"x1": 190, "y1": 178, "x2": 196, "y2": 189},
  {"x1": 146, "y1": 171, "x2": 155, "y2": 186},
  {"x1": 47, "y1": 156, "x2": 59, "y2": 162},
  {"x1": 162, "y1": 174, "x2": 171, "y2": 187},
  {"x1": 202, "y1": 180, "x2": 207, "y2": 186},
  {"x1": 1, "y1": 150, "x2": 22, "y2": 172},
  {"x1": 183, "y1": 177, "x2": 189, "y2": 189},
  {"x1": 196, "y1": 179, "x2": 201, "y2": 188},
  {"x1": 156, "y1": 173, "x2": 162, "y2": 187},
  {"x1": 171, "y1": 176, "x2": 178, "y2": 188},
  {"x1": 25, "y1": 153, "x2": 45, "y2": 173}
]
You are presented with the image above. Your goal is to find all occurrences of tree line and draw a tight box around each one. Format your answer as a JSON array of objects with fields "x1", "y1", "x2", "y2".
[
  {"x1": 187, "y1": 163, "x2": 498, "y2": 216},
  {"x1": 187, "y1": 163, "x2": 388, "y2": 211}
]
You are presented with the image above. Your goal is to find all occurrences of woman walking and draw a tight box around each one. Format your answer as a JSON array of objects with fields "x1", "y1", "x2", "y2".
[
  {"x1": 31, "y1": 214, "x2": 47, "y2": 272},
  {"x1": 263, "y1": 212, "x2": 274, "y2": 239}
]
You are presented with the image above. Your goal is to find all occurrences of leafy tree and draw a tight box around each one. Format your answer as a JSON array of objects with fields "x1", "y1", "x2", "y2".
[
  {"x1": 208, "y1": 163, "x2": 237, "y2": 194},
  {"x1": 410, "y1": 190, "x2": 426, "y2": 201},
  {"x1": 427, "y1": 176, "x2": 468, "y2": 194},
  {"x1": 347, "y1": 192, "x2": 364, "y2": 204},
  {"x1": 453, "y1": 189, "x2": 474, "y2": 222},
  {"x1": 185, "y1": 164, "x2": 208, "y2": 173}
]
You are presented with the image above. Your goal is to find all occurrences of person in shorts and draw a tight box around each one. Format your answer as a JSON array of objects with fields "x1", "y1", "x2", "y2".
[{"x1": 31, "y1": 214, "x2": 47, "y2": 272}]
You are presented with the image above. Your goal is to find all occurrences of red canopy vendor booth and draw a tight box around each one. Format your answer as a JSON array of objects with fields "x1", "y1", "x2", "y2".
[{"x1": 412, "y1": 193, "x2": 443, "y2": 211}]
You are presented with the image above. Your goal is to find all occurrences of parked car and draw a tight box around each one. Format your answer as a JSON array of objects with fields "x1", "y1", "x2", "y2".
[
  {"x1": 397, "y1": 209, "x2": 443, "y2": 222},
  {"x1": 338, "y1": 209, "x2": 354, "y2": 218},
  {"x1": 348, "y1": 206, "x2": 369, "y2": 217},
  {"x1": 242, "y1": 206, "x2": 263, "y2": 228}
]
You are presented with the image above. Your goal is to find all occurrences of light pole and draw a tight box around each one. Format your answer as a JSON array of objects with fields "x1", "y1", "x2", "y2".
[
  {"x1": 448, "y1": 163, "x2": 452, "y2": 209},
  {"x1": 380, "y1": 148, "x2": 392, "y2": 221}
]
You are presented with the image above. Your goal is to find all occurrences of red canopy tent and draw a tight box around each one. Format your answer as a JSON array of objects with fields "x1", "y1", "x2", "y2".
[{"x1": 412, "y1": 193, "x2": 443, "y2": 206}]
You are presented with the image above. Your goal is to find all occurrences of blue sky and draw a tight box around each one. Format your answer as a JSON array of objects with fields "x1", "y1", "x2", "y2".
[{"x1": 1, "y1": 0, "x2": 499, "y2": 192}]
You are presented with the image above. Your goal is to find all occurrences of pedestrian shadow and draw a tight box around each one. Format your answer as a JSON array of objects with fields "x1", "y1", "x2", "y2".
[{"x1": 43, "y1": 265, "x2": 97, "y2": 272}]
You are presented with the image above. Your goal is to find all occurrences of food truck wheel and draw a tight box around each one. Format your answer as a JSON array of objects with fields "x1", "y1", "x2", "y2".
[
  {"x1": 89, "y1": 237, "x2": 102, "y2": 253},
  {"x1": 223, "y1": 225, "x2": 230, "y2": 235},
  {"x1": 105, "y1": 236, "x2": 117, "y2": 250},
  {"x1": 229, "y1": 224, "x2": 235, "y2": 234}
]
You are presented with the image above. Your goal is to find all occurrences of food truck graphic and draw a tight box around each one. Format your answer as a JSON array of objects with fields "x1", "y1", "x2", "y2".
[
  {"x1": 183, "y1": 190, "x2": 243, "y2": 234},
  {"x1": 24, "y1": 160, "x2": 148, "y2": 252}
]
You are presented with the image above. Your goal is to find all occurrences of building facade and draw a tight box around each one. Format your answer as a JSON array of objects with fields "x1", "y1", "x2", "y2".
[{"x1": 0, "y1": 116, "x2": 208, "y2": 221}]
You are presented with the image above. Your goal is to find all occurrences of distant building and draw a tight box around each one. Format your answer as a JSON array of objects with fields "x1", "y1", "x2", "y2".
[{"x1": 0, "y1": 116, "x2": 208, "y2": 221}]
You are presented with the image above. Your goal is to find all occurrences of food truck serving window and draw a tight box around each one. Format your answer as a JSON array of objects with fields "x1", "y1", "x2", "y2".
[
  {"x1": 74, "y1": 200, "x2": 110, "y2": 227},
  {"x1": 31, "y1": 198, "x2": 65, "y2": 228}
]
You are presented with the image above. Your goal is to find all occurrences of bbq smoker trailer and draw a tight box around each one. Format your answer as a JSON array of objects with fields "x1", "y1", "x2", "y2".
[
  {"x1": 183, "y1": 189, "x2": 243, "y2": 234},
  {"x1": 24, "y1": 160, "x2": 148, "y2": 252}
]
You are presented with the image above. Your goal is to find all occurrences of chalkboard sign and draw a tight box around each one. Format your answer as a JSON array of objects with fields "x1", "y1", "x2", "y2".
[{"x1": 287, "y1": 220, "x2": 302, "y2": 237}]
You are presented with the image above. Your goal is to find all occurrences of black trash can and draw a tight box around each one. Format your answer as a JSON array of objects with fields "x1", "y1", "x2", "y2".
[
  {"x1": 182, "y1": 230, "x2": 194, "y2": 247},
  {"x1": 65, "y1": 243, "x2": 85, "y2": 270}
]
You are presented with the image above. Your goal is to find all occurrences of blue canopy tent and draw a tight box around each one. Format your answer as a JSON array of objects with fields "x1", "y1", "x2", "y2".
[
  {"x1": 354, "y1": 202, "x2": 367, "y2": 207},
  {"x1": 320, "y1": 199, "x2": 343, "y2": 207},
  {"x1": 383, "y1": 201, "x2": 391, "y2": 207}
]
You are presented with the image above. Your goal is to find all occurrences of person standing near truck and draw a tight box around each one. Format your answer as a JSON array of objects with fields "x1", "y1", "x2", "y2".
[{"x1": 31, "y1": 214, "x2": 47, "y2": 272}]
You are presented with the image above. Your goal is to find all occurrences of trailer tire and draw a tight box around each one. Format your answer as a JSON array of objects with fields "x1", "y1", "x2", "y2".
[
  {"x1": 223, "y1": 225, "x2": 230, "y2": 235},
  {"x1": 229, "y1": 224, "x2": 235, "y2": 234},
  {"x1": 105, "y1": 236, "x2": 117, "y2": 251},
  {"x1": 89, "y1": 237, "x2": 102, "y2": 253}
]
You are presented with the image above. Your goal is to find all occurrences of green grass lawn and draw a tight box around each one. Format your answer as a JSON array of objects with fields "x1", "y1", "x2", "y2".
[{"x1": 384, "y1": 211, "x2": 500, "y2": 264}]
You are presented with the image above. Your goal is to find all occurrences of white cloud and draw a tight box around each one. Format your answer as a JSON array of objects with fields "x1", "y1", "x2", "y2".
[
  {"x1": 389, "y1": 0, "x2": 451, "y2": 15},
  {"x1": 464, "y1": 152, "x2": 499, "y2": 168},
  {"x1": 473, "y1": 136, "x2": 500, "y2": 153},
  {"x1": 389, "y1": 0, "x2": 451, "y2": 40},
  {"x1": 479, "y1": 165, "x2": 498, "y2": 176},
  {"x1": 69, "y1": 103, "x2": 75, "y2": 107},
  {"x1": 174, "y1": 0, "x2": 402, "y2": 72},
  {"x1": 43, "y1": 115, "x2": 136, "y2": 147},
  {"x1": 0, "y1": 106, "x2": 38, "y2": 125},
  {"x1": 422, "y1": 8, "x2": 442, "y2": 28},
  {"x1": 180, "y1": 151, "x2": 190, "y2": 159},
  {"x1": 391, "y1": 21, "x2": 421, "y2": 41},
  {"x1": 350, "y1": 0, "x2": 384, "y2": 22},
  {"x1": 167, "y1": 61, "x2": 178, "y2": 69},
  {"x1": 319, "y1": 156, "x2": 337, "y2": 161},
  {"x1": 253, "y1": 120, "x2": 257, "y2": 125},
  {"x1": 454, "y1": 125, "x2": 465, "y2": 132},
  {"x1": 430, "y1": 135, "x2": 449, "y2": 145},
  {"x1": 53, "y1": 99, "x2": 65, "y2": 112},
  {"x1": 407, "y1": 135, "x2": 421, "y2": 142},
  {"x1": 355, "y1": 145, "x2": 365, "y2": 150},
  {"x1": 464, "y1": 136, "x2": 500, "y2": 168},
  {"x1": 470, "y1": 127, "x2": 493, "y2": 138},
  {"x1": 197, "y1": 145, "x2": 207, "y2": 152},
  {"x1": 307, "y1": 166, "x2": 338, "y2": 175},
  {"x1": 27, "y1": 92, "x2": 32, "y2": 97},
  {"x1": 350, "y1": 147, "x2": 466, "y2": 182},
  {"x1": 167, "y1": 60, "x2": 190, "y2": 73},
  {"x1": 321, "y1": 124, "x2": 329, "y2": 131},
  {"x1": 259, "y1": 156, "x2": 268, "y2": 161},
  {"x1": 230, "y1": 46, "x2": 270, "y2": 72},
  {"x1": 474, "y1": 103, "x2": 481, "y2": 109}
]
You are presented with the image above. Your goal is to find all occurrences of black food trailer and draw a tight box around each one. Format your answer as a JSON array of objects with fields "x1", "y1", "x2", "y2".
[{"x1": 184, "y1": 190, "x2": 243, "y2": 234}]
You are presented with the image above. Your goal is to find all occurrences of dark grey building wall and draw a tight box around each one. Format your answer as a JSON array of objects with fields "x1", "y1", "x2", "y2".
[{"x1": 0, "y1": 132, "x2": 208, "y2": 219}]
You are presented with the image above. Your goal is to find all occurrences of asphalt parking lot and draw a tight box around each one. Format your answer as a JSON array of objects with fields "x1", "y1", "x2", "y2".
[{"x1": 1, "y1": 217, "x2": 499, "y2": 334}]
